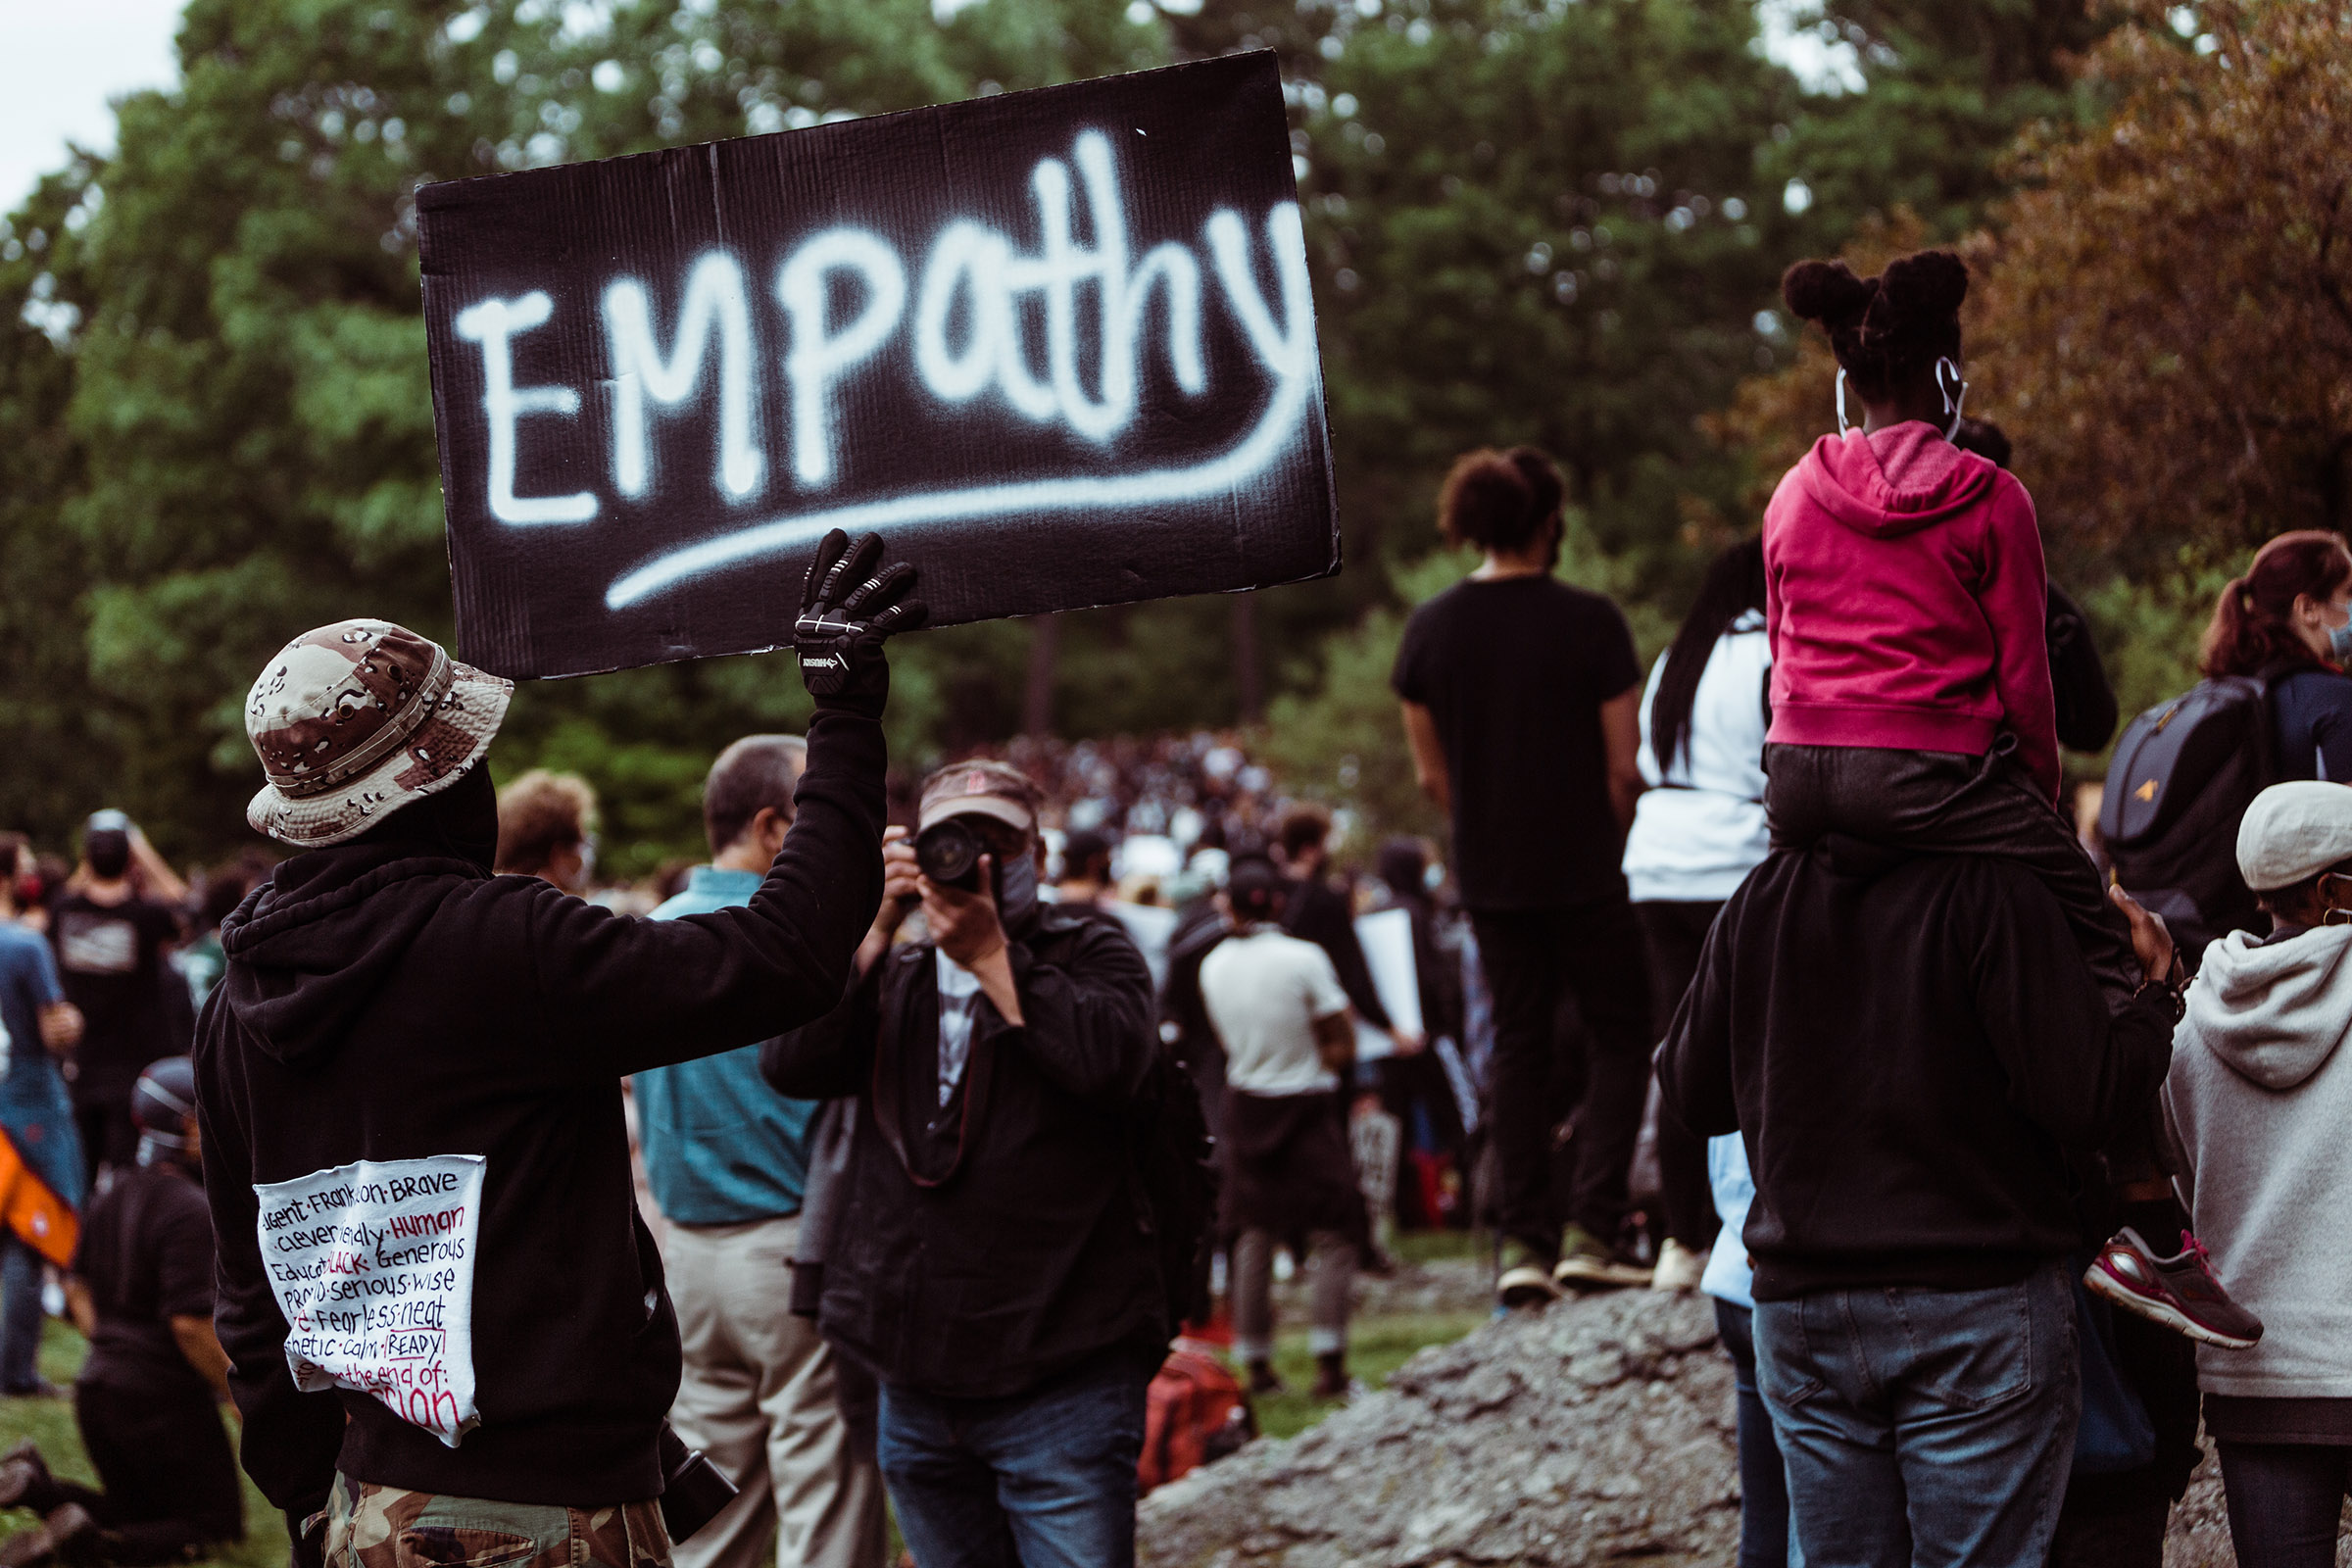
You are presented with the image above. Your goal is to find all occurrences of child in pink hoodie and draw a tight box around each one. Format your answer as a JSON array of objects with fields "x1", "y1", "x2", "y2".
[
  {"x1": 1762, "y1": 250, "x2": 2138, "y2": 1003},
  {"x1": 1763, "y1": 251, "x2": 2262, "y2": 1352}
]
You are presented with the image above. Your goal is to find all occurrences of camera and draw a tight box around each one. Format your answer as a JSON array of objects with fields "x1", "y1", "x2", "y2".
[
  {"x1": 657, "y1": 1422, "x2": 739, "y2": 1543},
  {"x1": 914, "y1": 817, "x2": 987, "y2": 892}
]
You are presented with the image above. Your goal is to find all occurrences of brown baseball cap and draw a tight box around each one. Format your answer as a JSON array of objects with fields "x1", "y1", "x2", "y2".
[
  {"x1": 917, "y1": 760, "x2": 1042, "y2": 836},
  {"x1": 244, "y1": 620, "x2": 513, "y2": 848}
]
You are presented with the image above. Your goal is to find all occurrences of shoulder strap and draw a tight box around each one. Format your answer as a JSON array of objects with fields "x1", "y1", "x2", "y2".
[{"x1": 868, "y1": 947, "x2": 996, "y2": 1191}]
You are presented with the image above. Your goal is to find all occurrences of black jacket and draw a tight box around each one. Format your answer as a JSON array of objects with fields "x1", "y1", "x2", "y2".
[
  {"x1": 2047, "y1": 582, "x2": 2120, "y2": 754},
  {"x1": 1284, "y1": 873, "x2": 1391, "y2": 1030},
  {"x1": 1656, "y1": 838, "x2": 2174, "y2": 1300},
  {"x1": 196, "y1": 706, "x2": 885, "y2": 1518},
  {"x1": 761, "y1": 906, "x2": 1162, "y2": 1399}
]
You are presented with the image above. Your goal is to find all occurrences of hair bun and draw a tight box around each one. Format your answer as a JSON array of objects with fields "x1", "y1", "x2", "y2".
[
  {"x1": 1879, "y1": 250, "x2": 1969, "y2": 318},
  {"x1": 1781, "y1": 260, "x2": 1876, "y2": 327}
]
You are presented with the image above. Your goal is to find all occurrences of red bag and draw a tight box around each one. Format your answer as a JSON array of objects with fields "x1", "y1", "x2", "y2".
[{"x1": 1139, "y1": 1343, "x2": 1255, "y2": 1494}]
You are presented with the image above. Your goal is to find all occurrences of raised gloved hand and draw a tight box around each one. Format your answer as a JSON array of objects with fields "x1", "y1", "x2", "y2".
[{"x1": 794, "y1": 529, "x2": 926, "y2": 709}]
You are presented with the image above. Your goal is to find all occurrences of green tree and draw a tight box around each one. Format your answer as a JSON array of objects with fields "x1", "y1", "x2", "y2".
[
  {"x1": 3, "y1": 0, "x2": 2146, "y2": 871},
  {"x1": 3, "y1": 0, "x2": 1158, "y2": 871},
  {"x1": 1290, "y1": 0, "x2": 1829, "y2": 589},
  {"x1": 1783, "y1": 0, "x2": 2114, "y2": 240}
]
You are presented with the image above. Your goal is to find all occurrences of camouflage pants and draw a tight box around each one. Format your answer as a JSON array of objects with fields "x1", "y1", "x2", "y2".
[{"x1": 321, "y1": 1473, "x2": 672, "y2": 1568}]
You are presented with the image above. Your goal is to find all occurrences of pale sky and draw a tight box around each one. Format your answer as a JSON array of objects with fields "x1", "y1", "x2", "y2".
[
  {"x1": 0, "y1": 0, "x2": 184, "y2": 216},
  {"x1": 0, "y1": 0, "x2": 1863, "y2": 220}
]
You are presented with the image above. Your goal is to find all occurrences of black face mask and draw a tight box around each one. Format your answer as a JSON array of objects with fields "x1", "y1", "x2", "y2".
[{"x1": 355, "y1": 762, "x2": 501, "y2": 871}]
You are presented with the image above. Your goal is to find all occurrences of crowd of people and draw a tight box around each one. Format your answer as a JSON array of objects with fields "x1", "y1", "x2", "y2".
[{"x1": 1, "y1": 247, "x2": 2349, "y2": 1568}]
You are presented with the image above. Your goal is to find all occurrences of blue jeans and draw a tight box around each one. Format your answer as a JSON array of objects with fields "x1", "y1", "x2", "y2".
[
  {"x1": 876, "y1": 1346, "x2": 1153, "y2": 1568},
  {"x1": 0, "y1": 1237, "x2": 43, "y2": 1393},
  {"x1": 1755, "y1": 1259, "x2": 2079, "y2": 1568},
  {"x1": 1717, "y1": 1299, "x2": 1795, "y2": 1568},
  {"x1": 2217, "y1": 1443, "x2": 2352, "y2": 1568}
]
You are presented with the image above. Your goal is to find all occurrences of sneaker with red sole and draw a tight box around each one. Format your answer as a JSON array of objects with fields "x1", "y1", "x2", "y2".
[{"x1": 2084, "y1": 1227, "x2": 2263, "y2": 1350}]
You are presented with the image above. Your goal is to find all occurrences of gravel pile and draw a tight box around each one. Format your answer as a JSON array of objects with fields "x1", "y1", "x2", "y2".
[
  {"x1": 1140, "y1": 1287, "x2": 2335, "y2": 1568},
  {"x1": 1142, "y1": 1291, "x2": 1737, "y2": 1567}
]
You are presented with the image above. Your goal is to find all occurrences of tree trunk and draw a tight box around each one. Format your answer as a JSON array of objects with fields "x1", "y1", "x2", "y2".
[
  {"x1": 1231, "y1": 593, "x2": 1263, "y2": 723},
  {"x1": 1024, "y1": 612, "x2": 1061, "y2": 737}
]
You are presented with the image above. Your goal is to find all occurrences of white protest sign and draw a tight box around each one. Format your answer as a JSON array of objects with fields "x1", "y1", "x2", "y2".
[
  {"x1": 1355, "y1": 906, "x2": 1424, "y2": 1038},
  {"x1": 255, "y1": 1153, "x2": 486, "y2": 1447}
]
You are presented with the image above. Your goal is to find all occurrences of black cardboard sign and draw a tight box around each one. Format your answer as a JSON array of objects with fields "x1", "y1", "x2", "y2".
[{"x1": 417, "y1": 52, "x2": 1337, "y2": 680}]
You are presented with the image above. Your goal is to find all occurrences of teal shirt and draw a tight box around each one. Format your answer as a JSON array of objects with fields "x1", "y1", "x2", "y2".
[{"x1": 634, "y1": 867, "x2": 816, "y2": 1225}]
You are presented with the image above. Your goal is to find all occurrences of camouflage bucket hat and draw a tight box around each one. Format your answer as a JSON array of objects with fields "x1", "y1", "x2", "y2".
[{"x1": 244, "y1": 620, "x2": 514, "y2": 848}]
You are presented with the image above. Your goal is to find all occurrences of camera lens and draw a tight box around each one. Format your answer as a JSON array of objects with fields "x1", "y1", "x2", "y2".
[{"x1": 914, "y1": 819, "x2": 985, "y2": 890}]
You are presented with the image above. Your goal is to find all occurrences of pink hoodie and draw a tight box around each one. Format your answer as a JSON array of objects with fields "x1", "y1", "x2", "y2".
[{"x1": 1763, "y1": 421, "x2": 2059, "y2": 802}]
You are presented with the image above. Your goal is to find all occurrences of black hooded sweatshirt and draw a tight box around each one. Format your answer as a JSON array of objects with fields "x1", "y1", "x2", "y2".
[
  {"x1": 195, "y1": 704, "x2": 885, "y2": 1520},
  {"x1": 1655, "y1": 836, "x2": 2174, "y2": 1300}
]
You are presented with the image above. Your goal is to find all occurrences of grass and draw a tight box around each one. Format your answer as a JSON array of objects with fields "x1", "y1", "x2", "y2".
[
  {"x1": 0, "y1": 1231, "x2": 1500, "y2": 1556},
  {"x1": 1388, "y1": 1227, "x2": 1493, "y2": 1267},
  {"x1": 1244, "y1": 1226, "x2": 1495, "y2": 1441},
  {"x1": 1250, "y1": 1308, "x2": 1493, "y2": 1441},
  {"x1": 0, "y1": 1320, "x2": 283, "y2": 1568}
]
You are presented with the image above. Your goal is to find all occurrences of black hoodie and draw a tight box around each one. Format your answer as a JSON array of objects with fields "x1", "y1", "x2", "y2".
[
  {"x1": 195, "y1": 705, "x2": 885, "y2": 1518},
  {"x1": 1655, "y1": 836, "x2": 2174, "y2": 1300}
]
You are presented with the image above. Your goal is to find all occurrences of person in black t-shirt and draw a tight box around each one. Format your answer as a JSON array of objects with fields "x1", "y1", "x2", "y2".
[
  {"x1": 0, "y1": 1058, "x2": 241, "y2": 1566},
  {"x1": 49, "y1": 823, "x2": 183, "y2": 1189},
  {"x1": 1275, "y1": 807, "x2": 1406, "y2": 1048},
  {"x1": 1393, "y1": 447, "x2": 1654, "y2": 1306}
]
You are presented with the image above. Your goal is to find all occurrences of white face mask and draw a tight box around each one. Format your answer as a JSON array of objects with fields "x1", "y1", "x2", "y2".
[
  {"x1": 1936, "y1": 356, "x2": 1969, "y2": 441},
  {"x1": 1836, "y1": 359, "x2": 1970, "y2": 440}
]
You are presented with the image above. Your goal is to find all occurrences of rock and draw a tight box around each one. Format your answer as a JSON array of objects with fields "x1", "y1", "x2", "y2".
[
  {"x1": 1140, "y1": 1292, "x2": 1739, "y2": 1568},
  {"x1": 1142, "y1": 1289, "x2": 2351, "y2": 1568}
]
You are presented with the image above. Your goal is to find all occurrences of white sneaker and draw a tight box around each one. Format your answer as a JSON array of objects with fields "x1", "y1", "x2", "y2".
[{"x1": 1649, "y1": 1238, "x2": 1706, "y2": 1294}]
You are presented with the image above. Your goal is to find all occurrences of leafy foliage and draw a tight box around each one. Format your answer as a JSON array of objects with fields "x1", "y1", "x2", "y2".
[
  {"x1": 0, "y1": 0, "x2": 2177, "y2": 872},
  {"x1": 1260, "y1": 518, "x2": 1675, "y2": 848},
  {"x1": 1783, "y1": 0, "x2": 2113, "y2": 239},
  {"x1": 1967, "y1": 0, "x2": 2352, "y2": 572}
]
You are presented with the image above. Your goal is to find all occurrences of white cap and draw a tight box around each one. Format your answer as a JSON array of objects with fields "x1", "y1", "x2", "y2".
[{"x1": 2236, "y1": 781, "x2": 2352, "y2": 892}]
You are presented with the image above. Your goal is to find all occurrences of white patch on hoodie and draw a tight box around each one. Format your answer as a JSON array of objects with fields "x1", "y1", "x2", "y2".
[{"x1": 254, "y1": 1153, "x2": 486, "y2": 1446}]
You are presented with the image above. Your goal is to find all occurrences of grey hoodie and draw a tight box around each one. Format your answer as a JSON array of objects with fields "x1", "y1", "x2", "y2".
[{"x1": 2167, "y1": 922, "x2": 2352, "y2": 1396}]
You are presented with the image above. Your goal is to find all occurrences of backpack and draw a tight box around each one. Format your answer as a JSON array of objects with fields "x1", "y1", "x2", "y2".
[
  {"x1": 2100, "y1": 673, "x2": 2277, "y2": 960},
  {"x1": 1138, "y1": 1343, "x2": 1255, "y2": 1494},
  {"x1": 1130, "y1": 1031, "x2": 1221, "y2": 1335}
]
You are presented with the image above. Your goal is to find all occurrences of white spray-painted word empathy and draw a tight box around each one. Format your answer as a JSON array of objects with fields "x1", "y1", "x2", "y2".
[
  {"x1": 255, "y1": 1153, "x2": 486, "y2": 1447},
  {"x1": 447, "y1": 128, "x2": 1314, "y2": 610}
]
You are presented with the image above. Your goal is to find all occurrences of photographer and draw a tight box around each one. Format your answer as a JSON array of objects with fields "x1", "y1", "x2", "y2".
[
  {"x1": 197, "y1": 532, "x2": 921, "y2": 1568},
  {"x1": 760, "y1": 760, "x2": 1161, "y2": 1568}
]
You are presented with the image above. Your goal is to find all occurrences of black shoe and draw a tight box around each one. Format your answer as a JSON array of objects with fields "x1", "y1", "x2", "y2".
[
  {"x1": 0, "y1": 1382, "x2": 66, "y2": 1402},
  {"x1": 0, "y1": 1442, "x2": 56, "y2": 1511},
  {"x1": 0, "y1": 1505, "x2": 92, "y2": 1568},
  {"x1": 1245, "y1": 1359, "x2": 1287, "y2": 1396},
  {"x1": 1309, "y1": 1350, "x2": 1350, "y2": 1400},
  {"x1": 1550, "y1": 1225, "x2": 1652, "y2": 1292},
  {"x1": 1494, "y1": 1237, "x2": 1561, "y2": 1308}
]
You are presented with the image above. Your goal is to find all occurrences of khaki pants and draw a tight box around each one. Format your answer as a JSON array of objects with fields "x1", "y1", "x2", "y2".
[{"x1": 665, "y1": 1214, "x2": 886, "y2": 1568}]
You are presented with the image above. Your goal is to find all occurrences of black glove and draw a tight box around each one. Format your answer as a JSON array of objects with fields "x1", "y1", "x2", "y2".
[{"x1": 794, "y1": 529, "x2": 926, "y2": 709}]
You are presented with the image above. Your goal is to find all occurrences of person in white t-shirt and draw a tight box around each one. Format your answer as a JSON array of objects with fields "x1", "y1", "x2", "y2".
[
  {"x1": 1199, "y1": 857, "x2": 1362, "y2": 1399},
  {"x1": 1622, "y1": 537, "x2": 1771, "y2": 1293}
]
